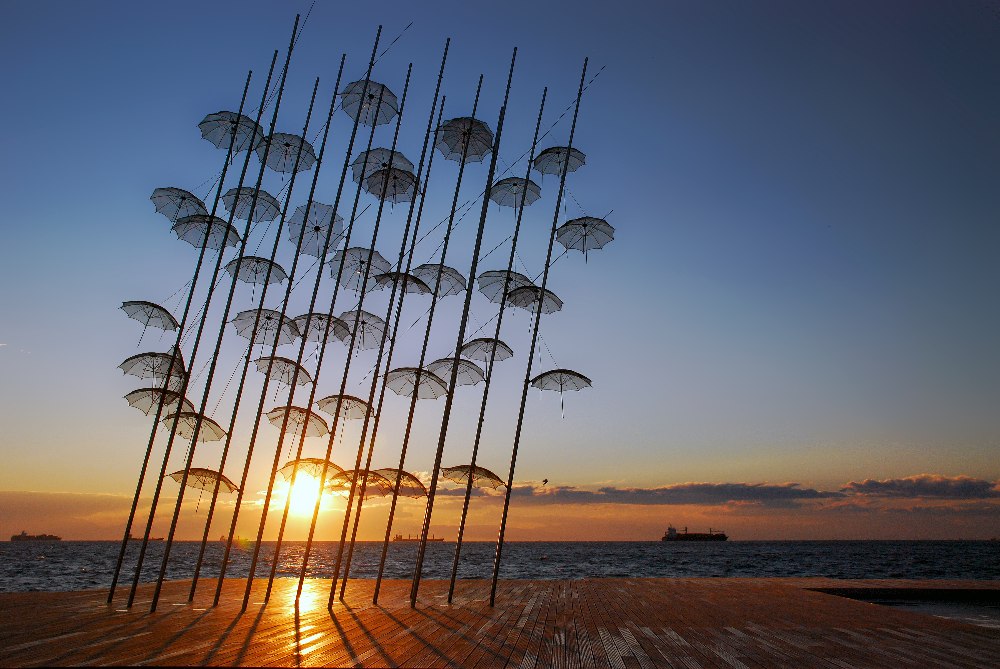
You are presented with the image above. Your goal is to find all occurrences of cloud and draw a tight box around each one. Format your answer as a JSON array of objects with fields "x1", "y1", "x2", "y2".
[{"x1": 841, "y1": 474, "x2": 1000, "y2": 499}]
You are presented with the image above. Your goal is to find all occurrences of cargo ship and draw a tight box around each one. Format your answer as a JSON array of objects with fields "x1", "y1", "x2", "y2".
[
  {"x1": 661, "y1": 525, "x2": 727, "y2": 542},
  {"x1": 393, "y1": 534, "x2": 445, "y2": 542},
  {"x1": 10, "y1": 531, "x2": 62, "y2": 542}
]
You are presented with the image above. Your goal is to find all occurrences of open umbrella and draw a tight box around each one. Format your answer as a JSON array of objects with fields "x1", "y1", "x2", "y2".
[{"x1": 150, "y1": 187, "x2": 207, "y2": 222}]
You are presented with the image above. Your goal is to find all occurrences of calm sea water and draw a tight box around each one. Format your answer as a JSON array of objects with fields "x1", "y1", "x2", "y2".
[{"x1": 0, "y1": 540, "x2": 997, "y2": 593}]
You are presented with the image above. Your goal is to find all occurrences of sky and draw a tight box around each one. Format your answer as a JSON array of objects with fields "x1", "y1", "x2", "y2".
[{"x1": 0, "y1": 0, "x2": 998, "y2": 542}]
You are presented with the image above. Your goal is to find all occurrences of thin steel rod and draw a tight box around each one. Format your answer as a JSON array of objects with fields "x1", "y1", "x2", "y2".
[
  {"x1": 489, "y1": 58, "x2": 589, "y2": 607},
  {"x1": 243, "y1": 62, "x2": 385, "y2": 613},
  {"x1": 107, "y1": 69, "x2": 255, "y2": 605},
  {"x1": 447, "y1": 87, "x2": 547, "y2": 603},
  {"x1": 188, "y1": 56, "x2": 344, "y2": 602},
  {"x1": 254, "y1": 27, "x2": 382, "y2": 609},
  {"x1": 370, "y1": 75, "x2": 485, "y2": 604},
  {"x1": 267, "y1": 65, "x2": 413, "y2": 603},
  {"x1": 410, "y1": 49, "x2": 517, "y2": 608},
  {"x1": 149, "y1": 66, "x2": 317, "y2": 613},
  {"x1": 337, "y1": 45, "x2": 450, "y2": 598}
]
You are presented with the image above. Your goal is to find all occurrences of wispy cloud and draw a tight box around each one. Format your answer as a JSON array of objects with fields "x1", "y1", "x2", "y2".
[{"x1": 841, "y1": 474, "x2": 1000, "y2": 499}]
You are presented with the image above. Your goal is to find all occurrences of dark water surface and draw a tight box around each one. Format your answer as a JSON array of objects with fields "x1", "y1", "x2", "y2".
[{"x1": 1, "y1": 540, "x2": 996, "y2": 593}]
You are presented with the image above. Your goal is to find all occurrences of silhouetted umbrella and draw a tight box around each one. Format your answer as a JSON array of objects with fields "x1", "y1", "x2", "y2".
[
  {"x1": 278, "y1": 458, "x2": 344, "y2": 482},
  {"x1": 339, "y1": 310, "x2": 386, "y2": 350},
  {"x1": 489, "y1": 177, "x2": 541, "y2": 208},
  {"x1": 163, "y1": 411, "x2": 227, "y2": 442},
  {"x1": 265, "y1": 406, "x2": 329, "y2": 438},
  {"x1": 119, "y1": 351, "x2": 186, "y2": 391},
  {"x1": 198, "y1": 111, "x2": 264, "y2": 154},
  {"x1": 477, "y1": 270, "x2": 533, "y2": 303},
  {"x1": 436, "y1": 117, "x2": 493, "y2": 163},
  {"x1": 556, "y1": 216, "x2": 615, "y2": 262},
  {"x1": 385, "y1": 367, "x2": 449, "y2": 399},
  {"x1": 120, "y1": 301, "x2": 179, "y2": 335},
  {"x1": 315, "y1": 394, "x2": 369, "y2": 420},
  {"x1": 363, "y1": 167, "x2": 418, "y2": 204},
  {"x1": 374, "y1": 468, "x2": 427, "y2": 498},
  {"x1": 150, "y1": 187, "x2": 207, "y2": 222},
  {"x1": 373, "y1": 271, "x2": 431, "y2": 295},
  {"x1": 328, "y1": 247, "x2": 391, "y2": 293},
  {"x1": 440, "y1": 464, "x2": 505, "y2": 490},
  {"x1": 412, "y1": 263, "x2": 467, "y2": 297},
  {"x1": 460, "y1": 337, "x2": 514, "y2": 363},
  {"x1": 426, "y1": 357, "x2": 485, "y2": 386},
  {"x1": 254, "y1": 355, "x2": 313, "y2": 386},
  {"x1": 225, "y1": 256, "x2": 288, "y2": 285},
  {"x1": 326, "y1": 469, "x2": 393, "y2": 498},
  {"x1": 124, "y1": 388, "x2": 195, "y2": 416},
  {"x1": 257, "y1": 132, "x2": 316, "y2": 173},
  {"x1": 340, "y1": 79, "x2": 398, "y2": 126},
  {"x1": 351, "y1": 148, "x2": 414, "y2": 183},
  {"x1": 172, "y1": 215, "x2": 241, "y2": 251},
  {"x1": 505, "y1": 285, "x2": 563, "y2": 314},
  {"x1": 167, "y1": 467, "x2": 239, "y2": 511},
  {"x1": 292, "y1": 313, "x2": 350, "y2": 345},
  {"x1": 529, "y1": 368, "x2": 592, "y2": 417},
  {"x1": 222, "y1": 187, "x2": 281, "y2": 222},
  {"x1": 287, "y1": 201, "x2": 344, "y2": 258},
  {"x1": 532, "y1": 146, "x2": 585, "y2": 176},
  {"x1": 231, "y1": 309, "x2": 300, "y2": 346}
]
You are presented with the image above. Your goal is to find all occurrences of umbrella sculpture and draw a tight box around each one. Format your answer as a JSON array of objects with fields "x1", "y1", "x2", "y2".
[
  {"x1": 167, "y1": 467, "x2": 239, "y2": 512},
  {"x1": 505, "y1": 284, "x2": 564, "y2": 314},
  {"x1": 460, "y1": 337, "x2": 514, "y2": 363},
  {"x1": 440, "y1": 464, "x2": 506, "y2": 490},
  {"x1": 529, "y1": 368, "x2": 593, "y2": 417},
  {"x1": 373, "y1": 468, "x2": 427, "y2": 498},
  {"x1": 162, "y1": 411, "x2": 228, "y2": 442},
  {"x1": 411, "y1": 263, "x2": 467, "y2": 297},
  {"x1": 327, "y1": 247, "x2": 392, "y2": 293},
  {"x1": 150, "y1": 187, "x2": 207, "y2": 222},
  {"x1": 171, "y1": 214, "x2": 241, "y2": 251},
  {"x1": 531, "y1": 146, "x2": 586, "y2": 176},
  {"x1": 287, "y1": 201, "x2": 344, "y2": 258},
  {"x1": 373, "y1": 271, "x2": 431, "y2": 296},
  {"x1": 326, "y1": 469, "x2": 394, "y2": 499},
  {"x1": 253, "y1": 355, "x2": 313, "y2": 387},
  {"x1": 351, "y1": 148, "x2": 414, "y2": 183},
  {"x1": 124, "y1": 388, "x2": 195, "y2": 416},
  {"x1": 119, "y1": 351, "x2": 186, "y2": 391},
  {"x1": 435, "y1": 116, "x2": 494, "y2": 163},
  {"x1": 476, "y1": 270, "x2": 533, "y2": 303},
  {"x1": 292, "y1": 312, "x2": 350, "y2": 345},
  {"x1": 278, "y1": 458, "x2": 345, "y2": 482},
  {"x1": 339, "y1": 79, "x2": 398, "y2": 127},
  {"x1": 256, "y1": 132, "x2": 317, "y2": 174},
  {"x1": 489, "y1": 177, "x2": 541, "y2": 208},
  {"x1": 315, "y1": 394, "x2": 369, "y2": 420},
  {"x1": 426, "y1": 357, "x2": 486, "y2": 386},
  {"x1": 230, "y1": 309, "x2": 300, "y2": 347},
  {"x1": 555, "y1": 216, "x2": 615, "y2": 262},
  {"x1": 222, "y1": 187, "x2": 281, "y2": 222},
  {"x1": 120, "y1": 301, "x2": 179, "y2": 345},
  {"x1": 198, "y1": 111, "x2": 264, "y2": 154},
  {"x1": 225, "y1": 256, "x2": 288, "y2": 286},
  {"x1": 265, "y1": 406, "x2": 330, "y2": 438},
  {"x1": 385, "y1": 367, "x2": 449, "y2": 400},
  {"x1": 338, "y1": 310, "x2": 387, "y2": 350},
  {"x1": 363, "y1": 167, "x2": 418, "y2": 204}
]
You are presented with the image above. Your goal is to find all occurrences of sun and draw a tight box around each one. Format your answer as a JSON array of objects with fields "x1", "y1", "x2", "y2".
[{"x1": 287, "y1": 473, "x2": 322, "y2": 516}]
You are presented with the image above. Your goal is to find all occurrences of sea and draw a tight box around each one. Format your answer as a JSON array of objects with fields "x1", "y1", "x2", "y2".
[{"x1": 1, "y1": 540, "x2": 997, "y2": 593}]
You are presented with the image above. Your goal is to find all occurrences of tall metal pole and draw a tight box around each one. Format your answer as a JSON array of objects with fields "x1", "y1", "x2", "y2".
[
  {"x1": 241, "y1": 74, "x2": 386, "y2": 613},
  {"x1": 447, "y1": 87, "x2": 547, "y2": 603},
  {"x1": 410, "y1": 48, "x2": 518, "y2": 608},
  {"x1": 187, "y1": 55, "x2": 345, "y2": 603},
  {"x1": 266, "y1": 66, "x2": 413, "y2": 604},
  {"x1": 107, "y1": 69, "x2": 256, "y2": 605},
  {"x1": 368, "y1": 75, "x2": 484, "y2": 605},
  {"x1": 489, "y1": 59, "x2": 588, "y2": 607},
  {"x1": 229, "y1": 27, "x2": 382, "y2": 611},
  {"x1": 148, "y1": 63, "x2": 318, "y2": 614}
]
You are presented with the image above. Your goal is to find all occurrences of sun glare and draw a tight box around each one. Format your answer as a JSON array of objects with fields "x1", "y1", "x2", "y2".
[{"x1": 287, "y1": 473, "x2": 322, "y2": 516}]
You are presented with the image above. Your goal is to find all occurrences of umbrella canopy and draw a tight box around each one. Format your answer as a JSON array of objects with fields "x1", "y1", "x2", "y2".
[
  {"x1": 363, "y1": 167, "x2": 418, "y2": 204},
  {"x1": 225, "y1": 256, "x2": 288, "y2": 286},
  {"x1": 172, "y1": 215, "x2": 241, "y2": 251},
  {"x1": 340, "y1": 79, "x2": 399, "y2": 126},
  {"x1": 327, "y1": 247, "x2": 392, "y2": 292},
  {"x1": 253, "y1": 355, "x2": 313, "y2": 386},
  {"x1": 338, "y1": 309, "x2": 386, "y2": 350},
  {"x1": 556, "y1": 216, "x2": 615, "y2": 261},
  {"x1": 532, "y1": 146, "x2": 586, "y2": 176},
  {"x1": 530, "y1": 368, "x2": 592, "y2": 417},
  {"x1": 476, "y1": 270, "x2": 533, "y2": 303},
  {"x1": 287, "y1": 201, "x2": 344, "y2": 258},
  {"x1": 119, "y1": 351, "x2": 186, "y2": 391},
  {"x1": 124, "y1": 388, "x2": 195, "y2": 416},
  {"x1": 411, "y1": 263, "x2": 467, "y2": 297},
  {"x1": 489, "y1": 177, "x2": 541, "y2": 209},
  {"x1": 373, "y1": 468, "x2": 427, "y2": 498},
  {"x1": 222, "y1": 187, "x2": 281, "y2": 222},
  {"x1": 351, "y1": 148, "x2": 414, "y2": 183},
  {"x1": 198, "y1": 111, "x2": 263, "y2": 154},
  {"x1": 440, "y1": 464, "x2": 505, "y2": 490},
  {"x1": 426, "y1": 357, "x2": 486, "y2": 387},
  {"x1": 385, "y1": 367, "x2": 449, "y2": 400},
  {"x1": 315, "y1": 394, "x2": 369, "y2": 420},
  {"x1": 373, "y1": 271, "x2": 431, "y2": 295},
  {"x1": 150, "y1": 187, "x2": 207, "y2": 222},
  {"x1": 436, "y1": 117, "x2": 494, "y2": 163},
  {"x1": 326, "y1": 469, "x2": 393, "y2": 498},
  {"x1": 505, "y1": 285, "x2": 564, "y2": 314},
  {"x1": 292, "y1": 312, "x2": 350, "y2": 344},
  {"x1": 265, "y1": 406, "x2": 330, "y2": 438},
  {"x1": 231, "y1": 309, "x2": 300, "y2": 347},
  {"x1": 163, "y1": 411, "x2": 227, "y2": 442},
  {"x1": 278, "y1": 458, "x2": 344, "y2": 482},
  {"x1": 257, "y1": 132, "x2": 316, "y2": 173},
  {"x1": 120, "y1": 301, "x2": 179, "y2": 332},
  {"x1": 460, "y1": 337, "x2": 514, "y2": 363}
]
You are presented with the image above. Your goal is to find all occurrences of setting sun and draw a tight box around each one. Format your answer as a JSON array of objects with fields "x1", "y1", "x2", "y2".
[{"x1": 286, "y1": 473, "x2": 322, "y2": 517}]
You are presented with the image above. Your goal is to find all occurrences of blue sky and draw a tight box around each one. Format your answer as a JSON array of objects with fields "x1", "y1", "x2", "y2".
[{"x1": 0, "y1": 1, "x2": 998, "y2": 539}]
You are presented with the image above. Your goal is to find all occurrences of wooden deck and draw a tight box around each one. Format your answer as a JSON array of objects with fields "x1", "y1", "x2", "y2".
[{"x1": 1, "y1": 578, "x2": 998, "y2": 667}]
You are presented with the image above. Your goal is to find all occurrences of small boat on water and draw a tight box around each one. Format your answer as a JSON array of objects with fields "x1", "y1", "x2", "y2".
[
  {"x1": 661, "y1": 525, "x2": 727, "y2": 542},
  {"x1": 393, "y1": 533, "x2": 445, "y2": 542},
  {"x1": 10, "y1": 531, "x2": 61, "y2": 542}
]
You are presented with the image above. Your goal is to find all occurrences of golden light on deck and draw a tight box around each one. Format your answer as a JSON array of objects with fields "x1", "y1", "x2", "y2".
[{"x1": 287, "y1": 473, "x2": 322, "y2": 517}]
